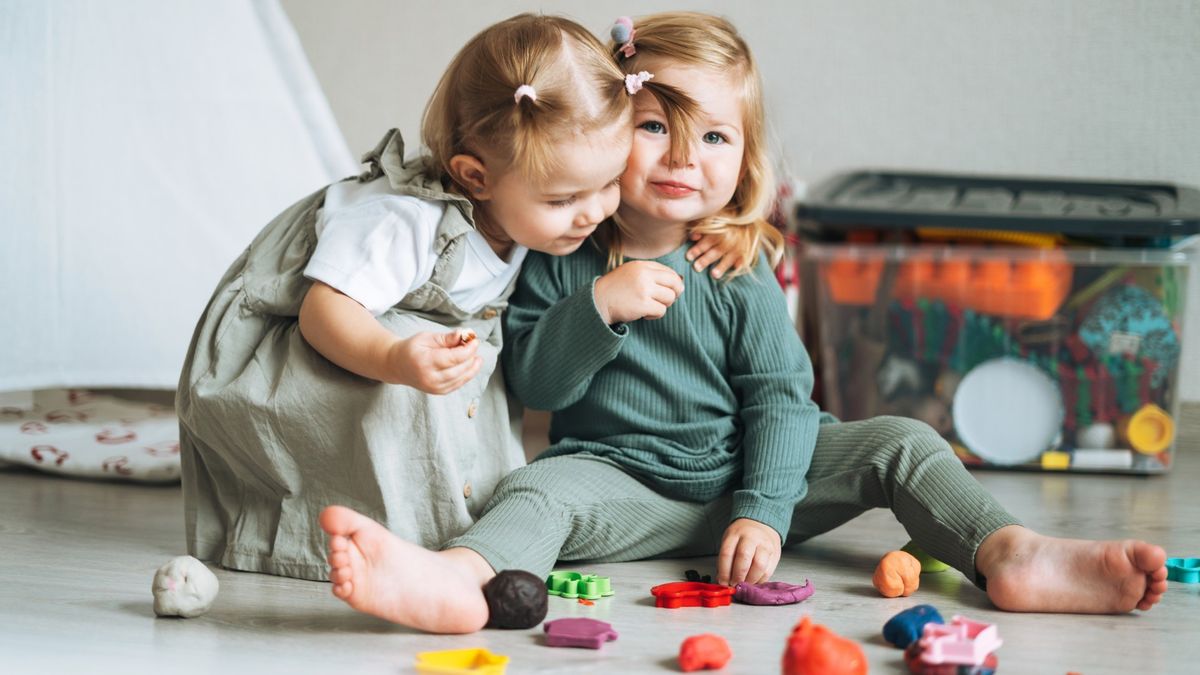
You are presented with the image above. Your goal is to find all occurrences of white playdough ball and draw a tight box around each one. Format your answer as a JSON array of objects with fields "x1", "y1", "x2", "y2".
[
  {"x1": 1076, "y1": 422, "x2": 1116, "y2": 450},
  {"x1": 152, "y1": 555, "x2": 219, "y2": 618}
]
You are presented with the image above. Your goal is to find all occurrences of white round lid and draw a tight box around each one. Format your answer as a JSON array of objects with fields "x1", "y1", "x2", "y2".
[{"x1": 952, "y1": 357, "x2": 1064, "y2": 465}]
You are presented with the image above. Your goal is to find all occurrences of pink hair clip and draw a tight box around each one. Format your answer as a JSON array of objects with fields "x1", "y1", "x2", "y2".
[
  {"x1": 611, "y1": 16, "x2": 636, "y2": 58},
  {"x1": 624, "y1": 71, "x2": 653, "y2": 95},
  {"x1": 514, "y1": 84, "x2": 537, "y2": 103}
]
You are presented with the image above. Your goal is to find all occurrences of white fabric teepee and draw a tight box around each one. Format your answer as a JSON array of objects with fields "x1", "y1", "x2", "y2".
[{"x1": 0, "y1": 0, "x2": 357, "y2": 392}]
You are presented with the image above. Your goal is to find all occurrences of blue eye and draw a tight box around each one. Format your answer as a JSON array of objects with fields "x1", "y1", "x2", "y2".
[
  {"x1": 703, "y1": 132, "x2": 727, "y2": 144},
  {"x1": 639, "y1": 121, "x2": 667, "y2": 134}
]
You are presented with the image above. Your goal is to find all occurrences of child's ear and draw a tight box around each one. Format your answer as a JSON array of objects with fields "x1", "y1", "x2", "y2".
[{"x1": 448, "y1": 154, "x2": 493, "y2": 200}]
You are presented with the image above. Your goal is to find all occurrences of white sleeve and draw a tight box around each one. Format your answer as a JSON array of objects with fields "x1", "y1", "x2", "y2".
[{"x1": 303, "y1": 197, "x2": 440, "y2": 315}]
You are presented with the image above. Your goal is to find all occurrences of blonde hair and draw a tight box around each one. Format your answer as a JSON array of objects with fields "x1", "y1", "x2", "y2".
[
  {"x1": 422, "y1": 14, "x2": 632, "y2": 242},
  {"x1": 601, "y1": 12, "x2": 784, "y2": 277}
]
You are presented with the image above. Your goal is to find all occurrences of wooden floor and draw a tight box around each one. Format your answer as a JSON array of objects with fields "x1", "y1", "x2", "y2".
[{"x1": 2, "y1": 405, "x2": 1199, "y2": 674}]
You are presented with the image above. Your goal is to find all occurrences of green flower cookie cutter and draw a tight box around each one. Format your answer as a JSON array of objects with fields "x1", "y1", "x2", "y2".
[
  {"x1": 1166, "y1": 557, "x2": 1199, "y2": 583},
  {"x1": 546, "y1": 571, "x2": 614, "y2": 600}
]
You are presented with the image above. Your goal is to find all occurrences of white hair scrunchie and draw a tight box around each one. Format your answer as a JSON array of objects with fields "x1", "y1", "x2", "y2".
[
  {"x1": 624, "y1": 71, "x2": 654, "y2": 95},
  {"x1": 514, "y1": 84, "x2": 537, "y2": 103}
]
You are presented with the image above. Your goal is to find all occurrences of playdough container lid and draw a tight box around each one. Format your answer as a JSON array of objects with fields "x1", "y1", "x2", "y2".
[{"x1": 797, "y1": 170, "x2": 1200, "y2": 246}]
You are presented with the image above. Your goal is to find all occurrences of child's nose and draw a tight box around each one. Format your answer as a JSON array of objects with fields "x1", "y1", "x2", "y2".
[
  {"x1": 578, "y1": 197, "x2": 607, "y2": 227},
  {"x1": 664, "y1": 146, "x2": 696, "y2": 170}
]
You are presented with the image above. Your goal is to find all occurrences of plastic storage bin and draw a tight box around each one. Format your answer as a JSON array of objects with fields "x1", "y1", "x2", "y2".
[{"x1": 797, "y1": 171, "x2": 1199, "y2": 474}]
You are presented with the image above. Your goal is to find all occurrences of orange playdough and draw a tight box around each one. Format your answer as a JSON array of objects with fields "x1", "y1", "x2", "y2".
[
  {"x1": 782, "y1": 617, "x2": 867, "y2": 675},
  {"x1": 873, "y1": 550, "x2": 921, "y2": 598}
]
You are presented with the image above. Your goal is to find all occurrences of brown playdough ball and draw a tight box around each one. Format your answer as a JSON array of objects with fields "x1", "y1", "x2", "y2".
[{"x1": 483, "y1": 570, "x2": 548, "y2": 629}]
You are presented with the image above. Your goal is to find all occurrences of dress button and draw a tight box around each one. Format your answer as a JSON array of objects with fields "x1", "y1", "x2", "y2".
[
  {"x1": 482, "y1": 308, "x2": 498, "y2": 320},
  {"x1": 467, "y1": 399, "x2": 478, "y2": 418},
  {"x1": 463, "y1": 482, "x2": 473, "y2": 498}
]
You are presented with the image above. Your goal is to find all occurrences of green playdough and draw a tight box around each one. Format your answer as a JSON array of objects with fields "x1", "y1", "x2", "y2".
[{"x1": 902, "y1": 541, "x2": 950, "y2": 573}]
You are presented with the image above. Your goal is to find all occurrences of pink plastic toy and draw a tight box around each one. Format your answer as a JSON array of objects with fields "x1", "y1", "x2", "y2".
[
  {"x1": 543, "y1": 618, "x2": 618, "y2": 649},
  {"x1": 650, "y1": 582, "x2": 735, "y2": 609},
  {"x1": 917, "y1": 615, "x2": 1002, "y2": 665}
]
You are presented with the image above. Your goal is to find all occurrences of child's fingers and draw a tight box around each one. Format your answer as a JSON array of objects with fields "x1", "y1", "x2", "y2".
[
  {"x1": 655, "y1": 270, "x2": 685, "y2": 297},
  {"x1": 691, "y1": 247, "x2": 724, "y2": 272},
  {"x1": 430, "y1": 338, "x2": 480, "y2": 369},
  {"x1": 709, "y1": 255, "x2": 742, "y2": 279},
  {"x1": 728, "y1": 542, "x2": 756, "y2": 586},
  {"x1": 747, "y1": 548, "x2": 773, "y2": 585},
  {"x1": 685, "y1": 239, "x2": 713, "y2": 262},
  {"x1": 436, "y1": 354, "x2": 482, "y2": 389},
  {"x1": 429, "y1": 359, "x2": 482, "y2": 395},
  {"x1": 716, "y1": 534, "x2": 739, "y2": 586},
  {"x1": 649, "y1": 285, "x2": 680, "y2": 307}
]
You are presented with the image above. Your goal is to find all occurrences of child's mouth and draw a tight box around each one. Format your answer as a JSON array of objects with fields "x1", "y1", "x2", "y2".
[{"x1": 651, "y1": 181, "x2": 696, "y2": 198}]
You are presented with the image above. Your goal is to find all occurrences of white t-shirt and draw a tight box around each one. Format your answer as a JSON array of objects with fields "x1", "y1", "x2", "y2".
[{"x1": 303, "y1": 179, "x2": 527, "y2": 315}]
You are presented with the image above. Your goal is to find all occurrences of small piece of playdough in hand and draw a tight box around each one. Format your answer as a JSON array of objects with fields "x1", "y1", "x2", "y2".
[
  {"x1": 152, "y1": 555, "x2": 219, "y2": 617},
  {"x1": 873, "y1": 550, "x2": 921, "y2": 598},
  {"x1": 733, "y1": 579, "x2": 814, "y2": 605}
]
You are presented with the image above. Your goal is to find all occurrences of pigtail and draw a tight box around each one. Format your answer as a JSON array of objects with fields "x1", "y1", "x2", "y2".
[{"x1": 507, "y1": 83, "x2": 567, "y2": 183}]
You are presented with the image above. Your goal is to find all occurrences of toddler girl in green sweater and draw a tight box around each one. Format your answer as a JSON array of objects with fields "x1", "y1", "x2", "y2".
[{"x1": 317, "y1": 12, "x2": 1168, "y2": 633}]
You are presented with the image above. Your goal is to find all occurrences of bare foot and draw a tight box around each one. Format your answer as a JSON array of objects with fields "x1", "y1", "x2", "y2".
[
  {"x1": 976, "y1": 525, "x2": 1168, "y2": 613},
  {"x1": 319, "y1": 505, "x2": 494, "y2": 633}
]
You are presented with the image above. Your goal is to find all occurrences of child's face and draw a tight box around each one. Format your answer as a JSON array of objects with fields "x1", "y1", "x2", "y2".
[
  {"x1": 619, "y1": 63, "x2": 745, "y2": 228},
  {"x1": 482, "y1": 120, "x2": 631, "y2": 255}
]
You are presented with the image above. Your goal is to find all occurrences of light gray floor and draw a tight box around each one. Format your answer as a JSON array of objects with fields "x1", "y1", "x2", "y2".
[{"x1": 2, "y1": 405, "x2": 1199, "y2": 675}]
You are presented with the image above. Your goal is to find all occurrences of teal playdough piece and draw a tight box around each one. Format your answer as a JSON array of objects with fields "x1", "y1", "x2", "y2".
[
  {"x1": 546, "y1": 571, "x2": 614, "y2": 599},
  {"x1": 902, "y1": 541, "x2": 950, "y2": 573},
  {"x1": 1166, "y1": 558, "x2": 1200, "y2": 583}
]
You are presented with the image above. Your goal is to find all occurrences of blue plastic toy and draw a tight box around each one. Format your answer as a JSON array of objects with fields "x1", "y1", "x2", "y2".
[
  {"x1": 882, "y1": 604, "x2": 944, "y2": 649},
  {"x1": 1167, "y1": 558, "x2": 1199, "y2": 583}
]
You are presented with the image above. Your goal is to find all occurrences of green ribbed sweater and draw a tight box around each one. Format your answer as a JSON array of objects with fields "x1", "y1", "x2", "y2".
[{"x1": 502, "y1": 238, "x2": 828, "y2": 538}]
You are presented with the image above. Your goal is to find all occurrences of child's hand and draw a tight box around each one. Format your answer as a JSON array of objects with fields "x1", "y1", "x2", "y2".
[
  {"x1": 387, "y1": 331, "x2": 482, "y2": 394},
  {"x1": 594, "y1": 261, "x2": 684, "y2": 324},
  {"x1": 686, "y1": 231, "x2": 744, "y2": 279},
  {"x1": 717, "y1": 517, "x2": 782, "y2": 586}
]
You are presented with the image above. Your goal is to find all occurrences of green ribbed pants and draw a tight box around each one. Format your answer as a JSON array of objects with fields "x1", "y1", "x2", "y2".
[{"x1": 443, "y1": 416, "x2": 1019, "y2": 586}]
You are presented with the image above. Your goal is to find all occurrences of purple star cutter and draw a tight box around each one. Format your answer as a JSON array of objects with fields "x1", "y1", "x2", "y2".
[
  {"x1": 543, "y1": 618, "x2": 619, "y2": 649},
  {"x1": 733, "y1": 579, "x2": 814, "y2": 605}
]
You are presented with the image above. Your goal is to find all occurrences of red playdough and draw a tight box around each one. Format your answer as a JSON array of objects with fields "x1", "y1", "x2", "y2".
[
  {"x1": 782, "y1": 617, "x2": 868, "y2": 675},
  {"x1": 678, "y1": 634, "x2": 733, "y2": 672}
]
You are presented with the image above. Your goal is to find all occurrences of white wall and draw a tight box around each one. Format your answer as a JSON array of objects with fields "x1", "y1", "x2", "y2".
[{"x1": 282, "y1": 0, "x2": 1200, "y2": 400}]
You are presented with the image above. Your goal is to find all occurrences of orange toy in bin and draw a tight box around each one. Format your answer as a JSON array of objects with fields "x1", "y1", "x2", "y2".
[
  {"x1": 892, "y1": 257, "x2": 1072, "y2": 320},
  {"x1": 822, "y1": 258, "x2": 884, "y2": 305}
]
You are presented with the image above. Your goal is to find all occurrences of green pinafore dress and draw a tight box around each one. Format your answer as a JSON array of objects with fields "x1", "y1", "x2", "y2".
[{"x1": 176, "y1": 130, "x2": 525, "y2": 580}]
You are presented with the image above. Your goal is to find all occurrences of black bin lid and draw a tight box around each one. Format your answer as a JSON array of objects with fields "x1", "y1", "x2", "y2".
[{"x1": 796, "y1": 170, "x2": 1200, "y2": 238}]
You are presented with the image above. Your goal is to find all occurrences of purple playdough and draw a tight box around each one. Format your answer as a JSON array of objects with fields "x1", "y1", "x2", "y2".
[
  {"x1": 733, "y1": 579, "x2": 814, "y2": 605},
  {"x1": 543, "y1": 618, "x2": 619, "y2": 649}
]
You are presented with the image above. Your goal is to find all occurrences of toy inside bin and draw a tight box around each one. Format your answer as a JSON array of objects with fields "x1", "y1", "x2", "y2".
[{"x1": 797, "y1": 171, "x2": 1199, "y2": 474}]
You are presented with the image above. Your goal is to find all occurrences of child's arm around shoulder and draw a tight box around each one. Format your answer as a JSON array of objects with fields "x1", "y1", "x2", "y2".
[
  {"x1": 502, "y1": 250, "x2": 641, "y2": 410},
  {"x1": 299, "y1": 281, "x2": 481, "y2": 394}
]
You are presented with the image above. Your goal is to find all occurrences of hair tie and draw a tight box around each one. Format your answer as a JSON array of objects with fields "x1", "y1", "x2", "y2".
[
  {"x1": 611, "y1": 16, "x2": 636, "y2": 58},
  {"x1": 514, "y1": 84, "x2": 537, "y2": 104},
  {"x1": 624, "y1": 71, "x2": 653, "y2": 95}
]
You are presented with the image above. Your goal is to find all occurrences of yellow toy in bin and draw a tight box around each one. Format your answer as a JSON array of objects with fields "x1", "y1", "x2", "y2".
[{"x1": 1119, "y1": 404, "x2": 1175, "y2": 455}]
